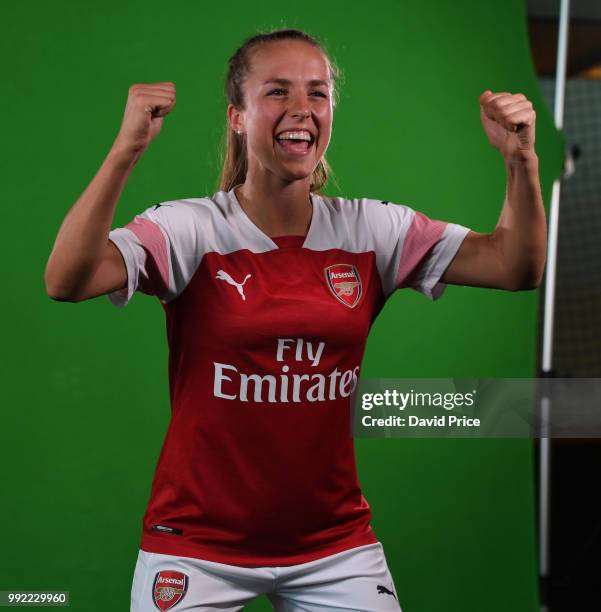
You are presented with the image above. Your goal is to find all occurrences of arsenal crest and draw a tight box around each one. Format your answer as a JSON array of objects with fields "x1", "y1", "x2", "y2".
[
  {"x1": 325, "y1": 264, "x2": 362, "y2": 308},
  {"x1": 152, "y1": 570, "x2": 188, "y2": 611}
]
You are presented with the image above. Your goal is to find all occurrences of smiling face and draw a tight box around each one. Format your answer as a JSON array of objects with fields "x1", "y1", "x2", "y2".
[{"x1": 228, "y1": 39, "x2": 334, "y2": 186}]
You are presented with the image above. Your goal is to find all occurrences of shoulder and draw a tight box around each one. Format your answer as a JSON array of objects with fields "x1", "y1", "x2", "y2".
[
  {"x1": 319, "y1": 192, "x2": 412, "y2": 213},
  {"x1": 139, "y1": 196, "x2": 220, "y2": 222},
  {"x1": 317, "y1": 193, "x2": 415, "y2": 230},
  {"x1": 114, "y1": 197, "x2": 226, "y2": 254},
  {"x1": 132, "y1": 196, "x2": 230, "y2": 239}
]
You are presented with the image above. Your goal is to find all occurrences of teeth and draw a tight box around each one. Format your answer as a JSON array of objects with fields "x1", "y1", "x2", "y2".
[{"x1": 276, "y1": 130, "x2": 312, "y2": 142}]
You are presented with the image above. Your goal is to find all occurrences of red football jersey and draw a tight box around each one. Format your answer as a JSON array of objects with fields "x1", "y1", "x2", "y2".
[{"x1": 107, "y1": 186, "x2": 470, "y2": 566}]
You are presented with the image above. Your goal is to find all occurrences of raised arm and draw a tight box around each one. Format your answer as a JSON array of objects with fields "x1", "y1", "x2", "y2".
[
  {"x1": 441, "y1": 90, "x2": 547, "y2": 291},
  {"x1": 44, "y1": 82, "x2": 176, "y2": 302}
]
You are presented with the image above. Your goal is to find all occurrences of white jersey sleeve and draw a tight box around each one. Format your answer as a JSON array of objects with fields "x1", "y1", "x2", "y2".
[
  {"x1": 106, "y1": 200, "x2": 205, "y2": 307},
  {"x1": 359, "y1": 198, "x2": 471, "y2": 300}
]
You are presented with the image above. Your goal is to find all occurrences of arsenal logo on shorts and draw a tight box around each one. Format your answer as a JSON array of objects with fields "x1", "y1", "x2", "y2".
[
  {"x1": 325, "y1": 264, "x2": 362, "y2": 308},
  {"x1": 152, "y1": 570, "x2": 188, "y2": 611}
]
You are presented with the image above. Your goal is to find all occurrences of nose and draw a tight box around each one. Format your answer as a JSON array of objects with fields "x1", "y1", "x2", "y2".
[
  {"x1": 292, "y1": 109, "x2": 310, "y2": 118},
  {"x1": 288, "y1": 93, "x2": 310, "y2": 119}
]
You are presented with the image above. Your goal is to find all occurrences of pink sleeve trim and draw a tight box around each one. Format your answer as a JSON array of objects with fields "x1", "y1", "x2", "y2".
[
  {"x1": 124, "y1": 216, "x2": 170, "y2": 296},
  {"x1": 396, "y1": 211, "x2": 446, "y2": 288}
]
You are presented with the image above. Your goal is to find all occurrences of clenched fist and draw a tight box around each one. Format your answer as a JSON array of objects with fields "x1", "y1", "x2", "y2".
[
  {"x1": 479, "y1": 90, "x2": 536, "y2": 159},
  {"x1": 113, "y1": 82, "x2": 176, "y2": 155}
]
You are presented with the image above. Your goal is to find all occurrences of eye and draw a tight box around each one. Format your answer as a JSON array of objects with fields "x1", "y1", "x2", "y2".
[{"x1": 267, "y1": 88, "x2": 327, "y2": 98}]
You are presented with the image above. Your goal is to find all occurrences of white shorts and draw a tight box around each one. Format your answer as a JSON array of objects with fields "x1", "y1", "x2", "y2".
[{"x1": 130, "y1": 542, "x2": 403, "y2": 611}]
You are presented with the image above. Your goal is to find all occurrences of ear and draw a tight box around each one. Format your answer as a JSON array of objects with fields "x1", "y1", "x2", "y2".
[{"x1": 227, "y1": 104, "x2": 244, "y2": 134}]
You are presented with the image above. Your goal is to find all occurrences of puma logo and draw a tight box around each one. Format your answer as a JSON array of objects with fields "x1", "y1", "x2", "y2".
[
  {"x1": 216, "y1": 270, "x2": 252, "y2": 301},
  {"x1": 377, "y1": 585, "x2": 396, "y2": 599}
]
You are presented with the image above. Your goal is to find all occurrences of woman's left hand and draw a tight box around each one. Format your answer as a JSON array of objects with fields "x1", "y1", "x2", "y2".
[{"x1": 479, "y1": 90, "x2": 537, "y2": 159}]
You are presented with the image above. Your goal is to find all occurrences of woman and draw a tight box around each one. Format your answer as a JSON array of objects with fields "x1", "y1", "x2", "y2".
[{"x1": 45, "y1": 28, "x2": 546, "y2": 612}]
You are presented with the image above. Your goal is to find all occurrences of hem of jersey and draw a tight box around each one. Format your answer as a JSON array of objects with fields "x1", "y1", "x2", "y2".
[
  {"x1": 420, "y1": 223, "x2": 471, "y2": 300},
  {"x1": 139, "y1": 529, "x2": 379, "y2": 568},
  {"x1": 106, "y1": 231, "x2": 138, "y2": 307}
]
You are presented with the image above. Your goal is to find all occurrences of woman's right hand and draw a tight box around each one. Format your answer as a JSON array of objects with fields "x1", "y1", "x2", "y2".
[{"x1": 112, "y1": 82, "x2": 176, "y2": 155}]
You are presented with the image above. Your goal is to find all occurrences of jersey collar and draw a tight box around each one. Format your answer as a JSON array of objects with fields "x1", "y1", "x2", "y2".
[{"x1": 228, "y1": 185, "x2": 322, "y2": 250}]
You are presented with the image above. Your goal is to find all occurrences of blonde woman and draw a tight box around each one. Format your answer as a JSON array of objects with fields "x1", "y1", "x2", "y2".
[{"x1": 45, "y1": 27, "x2": 546, "y2": 612}]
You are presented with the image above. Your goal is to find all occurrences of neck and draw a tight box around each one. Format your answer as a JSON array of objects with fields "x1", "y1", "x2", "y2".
[{"x1": 235, "y1": 173, "x2": 313, "y2": 237}]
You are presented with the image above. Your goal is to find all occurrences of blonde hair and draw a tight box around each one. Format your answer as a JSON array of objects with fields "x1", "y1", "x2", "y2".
[{"x1": 217, "y1": 28, "x2": 342, "y2": 195}]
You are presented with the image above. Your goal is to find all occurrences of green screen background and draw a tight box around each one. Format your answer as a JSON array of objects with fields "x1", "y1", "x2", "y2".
[{"x1": 1, "y1": 0, "x2": 564, "y2": 610}]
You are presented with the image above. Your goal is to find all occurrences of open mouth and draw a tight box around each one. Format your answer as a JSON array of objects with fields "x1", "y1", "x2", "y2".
[{"x1": 274, "y1": 131, "x2": 315, "y2": 156}]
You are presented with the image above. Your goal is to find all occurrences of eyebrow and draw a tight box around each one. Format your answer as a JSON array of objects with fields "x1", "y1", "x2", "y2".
[{"x1": 262, "y1": 78, "x2": 329, "y2": 87}]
